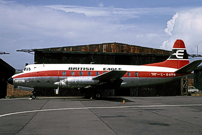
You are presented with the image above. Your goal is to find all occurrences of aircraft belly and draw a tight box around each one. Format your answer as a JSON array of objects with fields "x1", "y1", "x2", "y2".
[
  {"x1": 35, "y1": 77, "x2": 59, "y2": 88},
  {"x1": 14, "y1": 75, "x2": 182, "y2": 89},
  {"x1": 120, "y1": 77, "x2": 182, "y2": 88}
]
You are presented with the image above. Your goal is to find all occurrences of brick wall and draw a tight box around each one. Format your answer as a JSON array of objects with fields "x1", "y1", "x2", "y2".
[{"x1": 7, "y1": 83, "x2": 32, "y2": 98}]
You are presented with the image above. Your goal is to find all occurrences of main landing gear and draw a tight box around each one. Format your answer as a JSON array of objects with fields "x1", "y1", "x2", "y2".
[
  {"x1": 94, "y1": 92, "x2": 102, "y2": 100},
  {"x1": 82, "y1": 89, "x2": 102, "y2": 100}
]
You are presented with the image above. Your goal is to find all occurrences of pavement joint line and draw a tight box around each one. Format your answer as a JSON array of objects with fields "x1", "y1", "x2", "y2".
[
  {"x1": 1, "y1": 104, "x2": 202, "y2": 118},
  {"x1": 15, "y1": 99, "x2": 50, "y2": 134}
]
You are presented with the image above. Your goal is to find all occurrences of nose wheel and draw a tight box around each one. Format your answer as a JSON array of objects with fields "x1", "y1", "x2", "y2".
[{"x1": 30, "y1": 91, "x2": 36, "y2": 99}]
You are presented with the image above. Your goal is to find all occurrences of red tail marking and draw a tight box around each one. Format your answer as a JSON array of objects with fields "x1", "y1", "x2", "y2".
[
  {"x1": 173, "y1": 39, "x2": 186, "y2": 49},
  {"x1": 144, "y1": 39, "x2": 189, "y2": 69}
]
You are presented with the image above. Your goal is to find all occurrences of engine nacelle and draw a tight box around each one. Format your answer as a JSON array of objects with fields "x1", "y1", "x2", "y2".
[{"x1": 55, "y1": 77, "x2": 99, "y2": 88}]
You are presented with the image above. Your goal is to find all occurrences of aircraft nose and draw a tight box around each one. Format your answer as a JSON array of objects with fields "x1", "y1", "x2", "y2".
[{"x1": 8, "y1": 77, "x2": 13, "y2": 85}]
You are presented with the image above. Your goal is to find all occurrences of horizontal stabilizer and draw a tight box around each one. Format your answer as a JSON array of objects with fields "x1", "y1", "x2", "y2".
[
  {"x1": 175, "y1": 60, "x2": 202, "y2": 74},
  {"x1": 93, "y1": 70, "x2": 127, "y2": 82}
]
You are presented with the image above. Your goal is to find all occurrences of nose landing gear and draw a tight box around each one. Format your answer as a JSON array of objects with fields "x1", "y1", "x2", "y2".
[{"x1": 30, "y1": 91, "x2": 36, "y2": 100}]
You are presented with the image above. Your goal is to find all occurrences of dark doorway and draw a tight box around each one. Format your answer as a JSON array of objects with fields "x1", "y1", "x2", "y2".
[{"x1": 115, "y1": 55, "x2": 131, "y2": 65}]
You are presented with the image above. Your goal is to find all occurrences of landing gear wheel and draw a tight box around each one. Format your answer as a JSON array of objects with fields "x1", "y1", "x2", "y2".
[
  {"x1": 30, "y1": 94, "x2": 36, "y2": 100},
  {"x1": 95, "y1": 92, "x2": 102, "y2": 100},
  {"x1": 30, "y1": 91, "x2": 36, "y2": 100},
  {"x1": 31, "y1": 95, "x2": 36, "y2": 99}
]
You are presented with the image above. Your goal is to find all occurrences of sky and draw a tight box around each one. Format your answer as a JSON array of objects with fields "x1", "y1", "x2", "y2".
[{"x1": 0, "y1": 0, "x2": 202, "y2": 69}]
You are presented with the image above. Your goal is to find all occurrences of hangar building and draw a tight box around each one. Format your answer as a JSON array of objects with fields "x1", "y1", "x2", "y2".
[
  {"x1": 194, "y1": 66, "x2": 202, "y2": 90},
  {"x1": 0, "y1": 59, "x2": 15, "y2": 98},
  {"x1": 32, "y1": 42, "x2": 184, "y2": 96}
]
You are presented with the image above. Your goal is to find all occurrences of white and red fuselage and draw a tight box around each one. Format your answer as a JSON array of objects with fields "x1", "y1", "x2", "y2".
[
  {"x1": 12, "y1": 63, "x2": 187, "y2": 89},
  {"x1": 8, "y1": 40, "x2": 201, "y2": 93}
]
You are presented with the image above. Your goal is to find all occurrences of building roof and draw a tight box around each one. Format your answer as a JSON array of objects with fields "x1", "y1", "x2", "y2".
[{"x1": 33, "y1": 42, "x2": 171, "y2": 55}]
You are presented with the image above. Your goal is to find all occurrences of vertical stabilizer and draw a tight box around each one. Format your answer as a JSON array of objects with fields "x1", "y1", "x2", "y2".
[{"x1": 144, "y1": 39, "x2": 189, "y2": 69}]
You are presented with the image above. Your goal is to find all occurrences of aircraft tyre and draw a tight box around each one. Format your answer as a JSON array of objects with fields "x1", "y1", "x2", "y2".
[
  {"x1": 94, "y1": 92, "x2": 102, "y2": 100},
  {"x1": 30, "y1": 91, "x2": 36, "y2": 99},
  {"x1": 30, "y1": 94, "x2": 36, "y2": 99},
  {"x1": 32, "y1": 95, "x2": 36, "y2": 99}
]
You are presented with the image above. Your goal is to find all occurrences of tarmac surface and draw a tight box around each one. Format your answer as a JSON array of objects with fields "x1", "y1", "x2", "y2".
[{"x1": 0, "y1": 96, "x2": 202, "y2": 135}]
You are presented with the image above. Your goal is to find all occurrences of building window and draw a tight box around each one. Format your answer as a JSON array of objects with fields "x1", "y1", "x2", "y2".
[
  {"x1": 62, "y1": 71, "x2": 66, "y2": 76},
  {"x1": 96, "y1": 71, "x2": 100, "y2": 76},
  {"x1": 71, "y1": 71, "x2": 75, "y2": 76},
  {"x1": 79, "y1": 71, "x2": 83, "y2": 76},
  {"x1": 88, "y1": 71, "x2": 91, "y2": 76},
  {"x1": 127, "y1": 72, "x2": 131, "y2": 77}
]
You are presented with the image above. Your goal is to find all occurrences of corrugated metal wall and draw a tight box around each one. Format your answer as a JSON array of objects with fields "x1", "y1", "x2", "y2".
[
  {"x1": 194, "y1": 67, "x2": 202, "y2": 90},
  {"x1": 34, "y1": 42, "x2": 171, "y2": 65}
]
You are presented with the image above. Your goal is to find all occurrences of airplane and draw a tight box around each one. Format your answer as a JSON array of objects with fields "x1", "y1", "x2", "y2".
[{"x1": 8, "y1": 39, "x2": 202, "y2": 99}]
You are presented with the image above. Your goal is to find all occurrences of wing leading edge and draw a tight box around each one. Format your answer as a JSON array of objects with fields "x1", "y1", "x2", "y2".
[{"x1": 93, "y1": 70, "x2": 127, "y2": 82}]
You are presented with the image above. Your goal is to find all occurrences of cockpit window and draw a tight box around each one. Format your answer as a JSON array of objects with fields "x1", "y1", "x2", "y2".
[{"x1": 24, "y1": 67, "x2": 31, "y2": 71}]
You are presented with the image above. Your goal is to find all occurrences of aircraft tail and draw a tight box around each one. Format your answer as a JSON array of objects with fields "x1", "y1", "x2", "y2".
[{"x1": 144, "y1": 39, "x2": 189, "y2": 69}]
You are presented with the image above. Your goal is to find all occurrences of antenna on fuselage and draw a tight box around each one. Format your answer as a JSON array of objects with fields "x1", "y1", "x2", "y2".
[{"x1": 0, "y1": 52, "x2": 10, "y2": 55}]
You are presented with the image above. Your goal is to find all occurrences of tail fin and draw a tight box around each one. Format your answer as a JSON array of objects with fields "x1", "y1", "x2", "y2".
[{"x1": 144, "y1": 39, "x2": 189, "y2": 69}]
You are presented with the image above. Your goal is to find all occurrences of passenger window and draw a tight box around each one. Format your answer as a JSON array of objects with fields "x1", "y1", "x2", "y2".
[
  {"x1": 71, "y1": 71, "x2": 75, "y2": 76},
  {"x1": 96, "y1": 71, "x2": 99, "y2": 76},
  {"x1": 79, "y1": 71, "x2": 83, "y2": 76},
  {"x1": 127, "y1": 72, "x2": 131, "y2": 77},
  {"x1": 135, "y1": 72, "x2": 138, "y2": 77},
  {"x1": 62, "y1": 71, "x2": 66, "y2": 76},
  {"x1": 88, "y1": 71, "x2": 91, "y2": 76}
]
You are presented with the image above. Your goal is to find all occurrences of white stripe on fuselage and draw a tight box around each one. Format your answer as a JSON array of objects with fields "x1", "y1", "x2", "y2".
[{"x1": 18, "y1": 64, "x2": 177, "y2": 74}]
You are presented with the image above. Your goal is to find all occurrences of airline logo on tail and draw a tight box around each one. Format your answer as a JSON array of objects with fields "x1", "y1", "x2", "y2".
[
  {"x1": 170, "y1": 49, "x2": 188, "y2": 59},
  {"x1": 169, "y1": 39, "x2": 189, "y2": 60},
  {"x1": 174, "y1": 50, "x2": 184, "y2": 58}
]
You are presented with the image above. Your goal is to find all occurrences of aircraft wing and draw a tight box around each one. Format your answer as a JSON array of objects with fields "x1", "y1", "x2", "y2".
[
  {"x1": 175, "y1": 60, "x2": 202, "y2": 74},
  {"x1": 93, "y1": 70, "x2": 127, "y2": 82}
]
